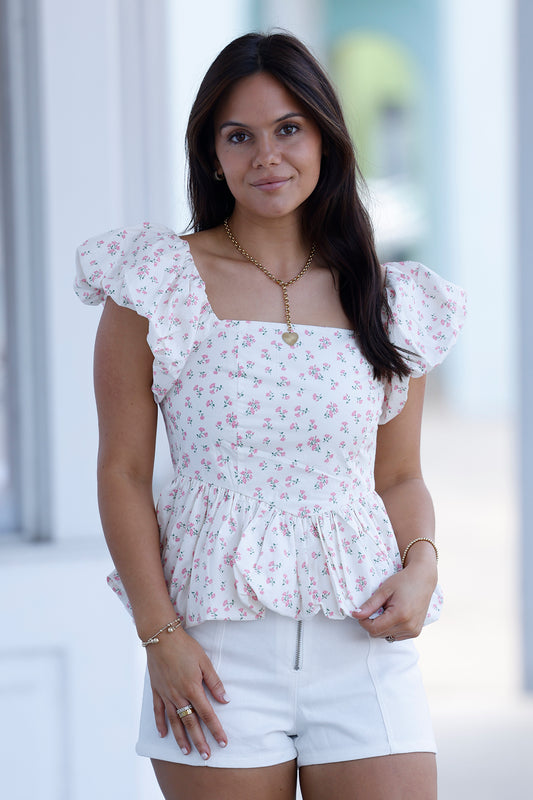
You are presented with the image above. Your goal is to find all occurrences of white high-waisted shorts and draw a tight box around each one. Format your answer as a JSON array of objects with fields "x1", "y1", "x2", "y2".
[{"x1": 136, "y1": 611, "x2": 436, "y2": 768}]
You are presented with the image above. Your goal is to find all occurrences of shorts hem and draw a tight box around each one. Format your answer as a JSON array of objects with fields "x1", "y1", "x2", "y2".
[
  {"x1": 136, "y1": 743, "x2": 297, "y2": 769},
  {"x1": 297, "y1": 741, "x2": 437, "y2": 768}
]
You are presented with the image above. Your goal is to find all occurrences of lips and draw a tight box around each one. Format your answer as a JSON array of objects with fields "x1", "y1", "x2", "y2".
[{"x1": 251, "y1": 176, "x2": 291, "y2": 188}]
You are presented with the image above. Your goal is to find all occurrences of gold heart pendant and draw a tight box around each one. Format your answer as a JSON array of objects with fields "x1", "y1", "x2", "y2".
[{"x1": 282, "y1": 331, "x2": 298, "y2": 346}]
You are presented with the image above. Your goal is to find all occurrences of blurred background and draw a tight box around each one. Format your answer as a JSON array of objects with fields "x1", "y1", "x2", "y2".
[{"x1": 0, "y1": 0, "x2": 531, "y2": 798}]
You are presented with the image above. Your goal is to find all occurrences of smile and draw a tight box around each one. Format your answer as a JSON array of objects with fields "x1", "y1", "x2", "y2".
[{"x1": 251, "y1": 177, "x2": 291, "y2": 191}]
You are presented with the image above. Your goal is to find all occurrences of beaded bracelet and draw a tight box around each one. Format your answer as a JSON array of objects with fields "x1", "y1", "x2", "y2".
[
  {"x1": 401, "y1": 537, "x2": 439, "y2": 569},
  {"x1": 141, "y1": 618, "x2": 182, "y2": 647}
]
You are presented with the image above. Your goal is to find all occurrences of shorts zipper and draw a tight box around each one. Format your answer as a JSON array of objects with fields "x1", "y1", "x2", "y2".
[{"x1": 294, "y1": 619, "x2": 303, "y2": 671}]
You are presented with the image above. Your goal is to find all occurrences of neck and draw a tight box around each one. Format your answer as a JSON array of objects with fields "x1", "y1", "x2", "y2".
[{"x1": 225, "y1": 210, "x2": 311, "y2": 276}]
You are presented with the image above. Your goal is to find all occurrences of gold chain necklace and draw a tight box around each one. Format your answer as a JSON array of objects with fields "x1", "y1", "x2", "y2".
[{"x1": 223, "y1": 218, "x2": 317, "y2": 346}]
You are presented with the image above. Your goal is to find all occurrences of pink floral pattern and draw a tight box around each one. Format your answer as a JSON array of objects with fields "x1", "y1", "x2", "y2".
[{"x1": 75, "y1": 223, "x2": 466, "y2": 627}]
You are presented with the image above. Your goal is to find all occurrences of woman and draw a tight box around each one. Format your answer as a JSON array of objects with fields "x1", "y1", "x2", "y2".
[{"x1": 76, "y1": 32, "x2": 466, "y2": 800}]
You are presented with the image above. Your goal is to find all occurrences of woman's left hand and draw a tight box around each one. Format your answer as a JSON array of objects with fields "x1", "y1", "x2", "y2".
[{"x1": 353, "y1": 560, "x2": 437, "y2": 641}]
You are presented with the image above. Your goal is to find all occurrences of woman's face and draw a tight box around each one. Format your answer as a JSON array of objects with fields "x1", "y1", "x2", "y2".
[{"x1": 213, "y1": 72, "x2": 323, "y2": 223}]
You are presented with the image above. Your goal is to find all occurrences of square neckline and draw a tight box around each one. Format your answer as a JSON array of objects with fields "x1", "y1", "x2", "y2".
[{"x1": 178, "y1": 235, "x2": 355, "y2": 335}]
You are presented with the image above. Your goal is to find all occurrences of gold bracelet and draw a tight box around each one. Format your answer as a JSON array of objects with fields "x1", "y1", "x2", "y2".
[
  {"x1": 401, "y1": 537, "x2": 439, "y2": 568},
  {"x1": 141, "y1": 618, "x2": 182, "y2": 647}
]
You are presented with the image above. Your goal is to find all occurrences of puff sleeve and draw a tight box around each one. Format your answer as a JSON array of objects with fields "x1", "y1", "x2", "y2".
[
  {"x1": 74, "y1": 222, "x2": 212, "y2": 402},
  {"x1": 379, "y1": 262, "x2": 467, "y2": 424}
]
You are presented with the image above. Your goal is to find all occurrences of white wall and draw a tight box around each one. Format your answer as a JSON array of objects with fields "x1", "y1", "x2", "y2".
[{"x1": 0, "y1": 541, "x2": 141, "y2": 800}]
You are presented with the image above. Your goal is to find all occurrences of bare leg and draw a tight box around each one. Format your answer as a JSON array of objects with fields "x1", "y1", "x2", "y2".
[
  {"x1": 151, "y1": 758, "x2": 298, "y2": 800},
  {"x1": 299, "y1": 753, "x2": 437, "y2": 800}
]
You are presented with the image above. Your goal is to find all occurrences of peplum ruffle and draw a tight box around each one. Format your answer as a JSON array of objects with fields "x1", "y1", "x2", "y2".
[{"x1": 107, "y1": 473, "x2": 444, "y2": 626}]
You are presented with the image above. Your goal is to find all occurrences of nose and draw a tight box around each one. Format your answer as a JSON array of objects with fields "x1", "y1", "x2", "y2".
[{"x1": 252, "y1": 134, "x2": 281, "y2": 168}]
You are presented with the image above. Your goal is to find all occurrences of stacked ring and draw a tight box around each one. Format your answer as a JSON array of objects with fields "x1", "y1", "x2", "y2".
[{"x1": 176, "y1": 704, "x2": 194, "y2": 718}]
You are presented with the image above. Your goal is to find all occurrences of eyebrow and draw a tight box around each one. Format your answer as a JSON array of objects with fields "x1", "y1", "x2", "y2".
[{"x1": 219, "y1": 112, "x2": 306, "y2": 132}]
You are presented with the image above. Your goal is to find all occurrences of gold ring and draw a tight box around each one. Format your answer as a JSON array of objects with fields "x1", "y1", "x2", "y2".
[{"x1": 176, "y1": 704, "x2": 194, "y2": 718}]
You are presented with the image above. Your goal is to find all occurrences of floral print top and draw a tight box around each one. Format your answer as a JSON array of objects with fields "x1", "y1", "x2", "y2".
[{"x1": 75, "y1": 223, "x2": 466, "y2": 627}]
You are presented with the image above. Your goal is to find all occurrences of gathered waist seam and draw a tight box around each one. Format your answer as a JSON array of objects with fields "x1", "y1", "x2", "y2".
[{"x1": 160, "y1": 470, "x2": 371, "y2": 521}]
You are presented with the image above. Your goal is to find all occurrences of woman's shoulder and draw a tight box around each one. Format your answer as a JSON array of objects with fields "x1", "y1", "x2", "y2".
[
  {"x1": 382, "y1": 260, "x2": 467, "y2": 325},
  {"x1": 77, "y1": 221, "x2": 186, "y2": 255},
  {"x1": 378, "y1": 259, "x2": 467, "y2": 424},
  {"x1": 74, "y1": 222, "x2": 197, "y2": 311},
  {"x1": 179, "y1": 226, "x2": 226, "y2": 268},
  {"x1": 383, "y1": 259, "x2": 464, "y2": 292},
  {"x1": 74, "y1": 222, "x2": 215, "y2": 403}
]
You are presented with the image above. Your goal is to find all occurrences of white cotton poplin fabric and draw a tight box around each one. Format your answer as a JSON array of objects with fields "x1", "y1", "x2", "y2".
[{"x1": 75, "y1": 224, "x2": 466, "y2": 628}]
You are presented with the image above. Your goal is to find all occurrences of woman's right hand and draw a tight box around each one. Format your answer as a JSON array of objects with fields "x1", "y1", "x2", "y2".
[{"x1": 146, "y1": 628, "x2": 229, "y2": 760}]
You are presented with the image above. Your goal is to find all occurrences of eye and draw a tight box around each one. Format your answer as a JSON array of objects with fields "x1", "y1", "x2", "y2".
[
  {"x1": 227, "y1": 130, "x2": 250, "y2": 144},
  {"x1": 278, "y1": 123, "x2": 300, "y2": 136}
]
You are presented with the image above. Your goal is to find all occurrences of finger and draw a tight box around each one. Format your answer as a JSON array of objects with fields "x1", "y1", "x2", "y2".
[
  {"x1": 365, "y1": 608, "x2": 424, "y2": 640},
  {"x1": 201, "y1": 656, "x2": 230, "y2": 705},
  {"x1": 187, "y1": 686, "x2": 228, "y2": 751},
  {"x1": 383, "y1": 625, "x2": 419, "y2": 642},
  {"x1": 166, "y1": 702, "x2": 195, "y2": 756},
  {"x1": 358, "y1": 605, "x2": 398, "y2": 637},
  {"x1": 175, "y1": 700, "x2": 213, "y2": 760},
  {"x1": 353, "y1": 587, "x2": 391, "y2": 621},
  {"x1": 153, "y1": 689, "x2": 168, "y2": 738}
]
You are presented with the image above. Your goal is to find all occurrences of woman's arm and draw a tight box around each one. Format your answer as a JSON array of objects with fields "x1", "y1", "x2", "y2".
[
  {"x1": 95, "y1": 298, "x2": 174, "y2": 636},
  {"x1": 94, "y1": 298, "x2": 228, "y2": 758},
  {"x1": 354, "y1": 375, "x2": 439, "y2": 639}
]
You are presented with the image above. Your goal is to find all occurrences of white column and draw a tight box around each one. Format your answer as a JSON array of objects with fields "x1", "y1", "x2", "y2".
[
  {"x1": 40, "y1": 0, "x2": 142, "y2": 539},
  {"x1": 517, "y1": 0, "x2": 533, "y2": 691},
  {"x1": 440, "y1": 0, "x2": 517, "y2": 416}
]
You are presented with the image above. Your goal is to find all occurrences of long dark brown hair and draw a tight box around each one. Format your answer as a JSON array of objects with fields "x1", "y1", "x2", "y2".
[{"x1": 186, "y1": 32, "x2": 410, "y2": 381}]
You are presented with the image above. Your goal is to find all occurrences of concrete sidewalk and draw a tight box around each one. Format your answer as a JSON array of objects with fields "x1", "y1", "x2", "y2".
[
  {"x1": 431, "y1": 693, "x2": 533, "y2": 798},
  {"x1": 419, "y1": 407, "x2": 533, "y2": 798}
]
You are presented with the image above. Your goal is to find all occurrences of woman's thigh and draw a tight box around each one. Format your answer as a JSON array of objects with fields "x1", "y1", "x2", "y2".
[
  {"x1": 152, "y1": 758, "x2": 298, "y2": 800},
  {"x1": 299, "y1": 753, "x2": 437, "y2": 800}
]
